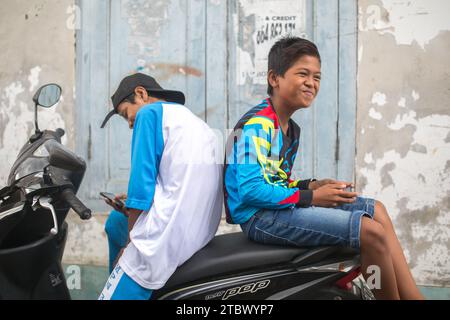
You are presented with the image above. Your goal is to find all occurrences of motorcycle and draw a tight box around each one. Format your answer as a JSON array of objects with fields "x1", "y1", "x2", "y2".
[
  {"x1": 0, "y1": 83, "x2": 91, "y2": 299},
  {"x1": 0, "y1": 83, "x2": 374, "y2": 300}
]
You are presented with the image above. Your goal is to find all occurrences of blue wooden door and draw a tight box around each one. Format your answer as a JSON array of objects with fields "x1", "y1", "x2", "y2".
[
  {"x1": 75, "y1": 0, "x2": 210, "y2": 210},
  {"x1": 76, "y1": 0, "x2": 357, "y2": 211}
]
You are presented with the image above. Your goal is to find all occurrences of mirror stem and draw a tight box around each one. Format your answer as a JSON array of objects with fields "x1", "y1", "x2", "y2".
[{"x1": 34, "y1": 103, "x2": 41, "y2": 133}]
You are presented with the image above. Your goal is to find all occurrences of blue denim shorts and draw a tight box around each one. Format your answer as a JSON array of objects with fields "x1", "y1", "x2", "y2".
[{"x1": 240, "y1": 196, "x2": 376, "y2": 250}]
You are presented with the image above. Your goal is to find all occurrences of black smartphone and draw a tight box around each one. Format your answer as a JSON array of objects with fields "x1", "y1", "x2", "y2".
[{"x1": 100, "y1": 192, "x2": 125, "y2": 208}]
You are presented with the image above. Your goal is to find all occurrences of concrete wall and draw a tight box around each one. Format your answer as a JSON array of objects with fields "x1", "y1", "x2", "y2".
[
  {"x1": 357, "y1": 0, "x2": 450, "y2": 287},
  {"x1": 0, "y1": 0, "x2": 76, "y2": 178}
]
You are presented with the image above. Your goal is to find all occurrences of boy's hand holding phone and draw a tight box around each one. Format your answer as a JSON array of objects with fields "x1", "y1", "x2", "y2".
[
  {"x1": 100, "y1": 192, "x2": 129, "y2": 217},
  {"x1": 309, "y1": 179, "x2": 354, "y2": 191},
  {"x1": 311, "y1": 183, "x2": 358, "y2": 208}
]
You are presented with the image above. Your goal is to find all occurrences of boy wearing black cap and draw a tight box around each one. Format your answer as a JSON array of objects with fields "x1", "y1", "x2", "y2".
[{"x1": 99, "y1": 73, "x2": 223, "y2": 300}]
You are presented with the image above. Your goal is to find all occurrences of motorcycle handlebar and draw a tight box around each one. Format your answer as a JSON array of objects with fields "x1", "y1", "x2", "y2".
[{"x1": 60, "y1": 188, "x2": 92, "y2": 220}]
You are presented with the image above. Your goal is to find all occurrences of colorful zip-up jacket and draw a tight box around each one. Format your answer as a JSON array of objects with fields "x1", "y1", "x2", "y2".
[{"x1": 224, "y1": 98, "x2": 314, "y2": 224}]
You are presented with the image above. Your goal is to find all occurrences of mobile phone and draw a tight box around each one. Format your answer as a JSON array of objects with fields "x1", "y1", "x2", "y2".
[
  {"x1": 100, "y1": 192, "x2": 125, "y2": 208},
  {"x1": 345, "y1": 185, "x2": 356, "y2": 193}
]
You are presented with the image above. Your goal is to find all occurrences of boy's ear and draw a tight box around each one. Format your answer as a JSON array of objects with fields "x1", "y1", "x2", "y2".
[
  {"x1": 134, "y1": 86, "x2": 149, "y2": 101},
  {"x1": 267, "y1": 70, "x2": 279, "y2": 90}
]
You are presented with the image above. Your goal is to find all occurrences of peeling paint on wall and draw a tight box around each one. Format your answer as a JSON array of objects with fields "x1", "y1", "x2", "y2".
[
  {"x1": 359, "y1": 0, "x2": 450, "y2": 49},
  {"x1": 358, "y1": 0, "x2": 450, "y2": 286},
  {"x1": 371, "y1": 92, "x2": 387, "y2": 106},
  {"x1": 369, "y1": 107, "x2": 383, "y2": 120},
  {"x1": 360, "y1": 114, "x2": 450, "y2": 210},
  {"x1": 137, "y1": 62, "x2": 203, "y2": 82},
  {"x1": 28, "y1": 66, "x2": 42, "y2": 92}
]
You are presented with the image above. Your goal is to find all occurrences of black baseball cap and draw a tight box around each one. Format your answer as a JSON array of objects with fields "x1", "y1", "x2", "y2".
[{"x1": 100, "y1": 73, "x2": 185, "y2": 128}]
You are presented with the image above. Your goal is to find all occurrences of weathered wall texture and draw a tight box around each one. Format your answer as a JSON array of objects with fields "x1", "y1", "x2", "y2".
[
  {"x1": 357, "y1": 0, "x2": 450, "y2": 286},
  {"x1": 0, "y1": 0, "x2": 76, "y2": 183},
  {"x1": 0, "y1": 0, "x2": 98, "y2": 265}
]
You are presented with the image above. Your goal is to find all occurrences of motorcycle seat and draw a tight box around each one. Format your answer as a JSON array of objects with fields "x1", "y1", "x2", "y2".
[{"x1": 159, "y1": 232, "x2": 356, "y2": 294}]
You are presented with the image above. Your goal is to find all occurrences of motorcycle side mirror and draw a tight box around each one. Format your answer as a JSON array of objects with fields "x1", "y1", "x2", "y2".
[
  {"x1": 30, "y1": 84, "x2": 63, "y2": 142},
  {"x1": 33, "y1": 84, "x2": 62, "y2": 108}
]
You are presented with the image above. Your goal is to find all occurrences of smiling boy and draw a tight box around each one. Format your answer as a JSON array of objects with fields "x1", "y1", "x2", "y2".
[{"x1": 224, "y1": 37, "x2": 423, "y2": 300}]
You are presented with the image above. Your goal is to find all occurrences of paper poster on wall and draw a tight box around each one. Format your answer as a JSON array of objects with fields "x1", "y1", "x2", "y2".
[{"x1": 237, "y1": 0, "x2": 307, "y2": 85}]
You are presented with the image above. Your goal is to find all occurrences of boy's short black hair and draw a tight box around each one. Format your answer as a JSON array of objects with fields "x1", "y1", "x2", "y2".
[{"x1": 267, "y1": 36, "x2": 321, "y2": 95}]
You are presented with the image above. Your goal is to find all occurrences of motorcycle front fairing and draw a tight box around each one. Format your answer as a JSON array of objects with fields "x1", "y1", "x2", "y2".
[
  {"x1": 0, "y1": 130, "x2": 86, "y2": 248},
  {"x1": 7, "y1": 130, "x2": 61, "y2": 186},
  {"x1": 8, "y1": 129, "x2": 85, "y2": 188}
]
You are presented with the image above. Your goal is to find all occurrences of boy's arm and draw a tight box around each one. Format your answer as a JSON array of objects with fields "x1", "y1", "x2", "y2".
[
  {"x1": 116, "y1": 106, "x2": 163, "y2": 267},
  {"x1": 126, "y1": 208, "x2": 142, "y2": 244},
  {"x1": 125, "y1": 105, "x2": 164, "y2": 216},
  {"x1": 113, "y1": 208, "x2": 142, "y2": 268},
  {"x1": 235, "y1": 122, "x2": 313, "y2": 209}
]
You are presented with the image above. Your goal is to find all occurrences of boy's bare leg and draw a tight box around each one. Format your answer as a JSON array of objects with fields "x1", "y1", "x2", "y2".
[
  {"x1": 360, "y1": 217, "x2": 400, "y2": 300},
  {"x1": 373, "y1": 201, "x2": 425, "y2": 300}
]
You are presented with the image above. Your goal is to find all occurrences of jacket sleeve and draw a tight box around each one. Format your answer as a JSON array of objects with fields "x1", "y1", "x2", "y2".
[
  {"x1": 235, "y1": 120, "x2": 313, "y2": 209},
  {"x1": 288, "y1": 179, "x2": 315, "y2": 190},
  {"x1": 125, "y1": 105, "x2": 164, "y2": 211}
]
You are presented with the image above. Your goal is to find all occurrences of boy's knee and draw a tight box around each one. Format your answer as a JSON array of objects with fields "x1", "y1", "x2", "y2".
[
  {"x1": 374, "y1": 200, "x2": 393, "y2": 228},
  {"x1": 105, "y1": 210, "x2": 127, "y2": 236},
  {"x1": 360, "y1": 218, "x2": 388, "y2": 254},
  {"x1": 374, "y1": 200, "x2": 387, "y2": 213}
]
